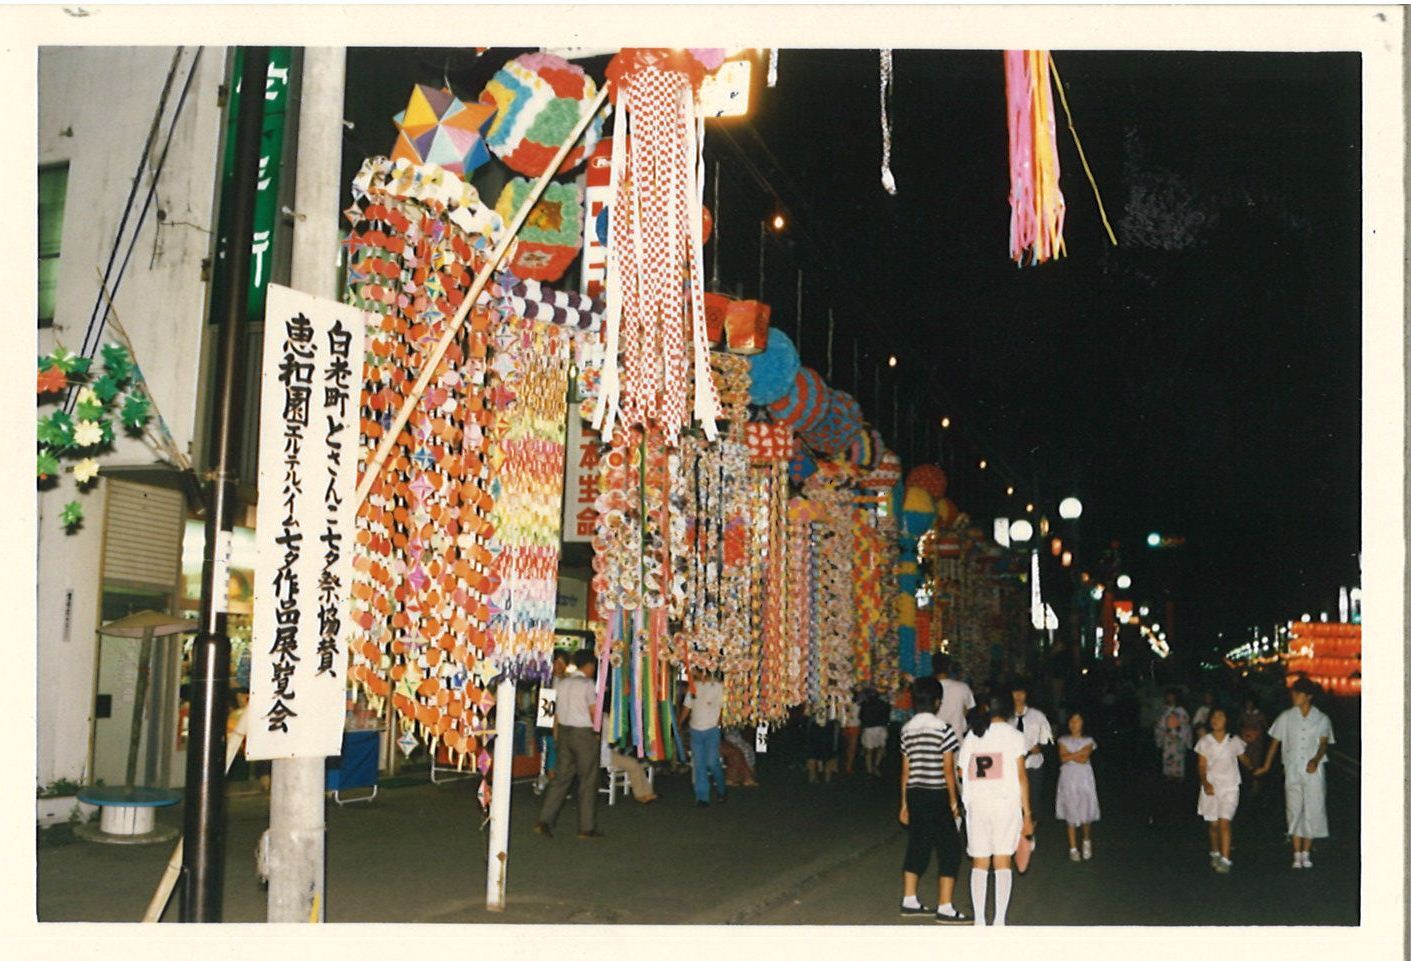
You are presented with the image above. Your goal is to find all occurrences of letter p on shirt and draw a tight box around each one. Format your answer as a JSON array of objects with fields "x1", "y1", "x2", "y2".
[{"x1": 971, "y1": 753, "x2": 1003, "y2": 779}]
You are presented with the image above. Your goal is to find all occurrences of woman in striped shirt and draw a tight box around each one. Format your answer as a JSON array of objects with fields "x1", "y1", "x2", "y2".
[{"x1": 898, "y1": 677, "x2": 970, "y2": 923}]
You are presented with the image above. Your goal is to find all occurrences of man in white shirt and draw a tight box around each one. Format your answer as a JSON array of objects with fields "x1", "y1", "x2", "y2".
[
  {"x1": 1006, "y1": 677, "x2": 1053, "y2": 849},
  {"x1": 680, "y1": 666, "x2": 728, "y2": 806},
  {"x1": 534, "y1": 650, "x2": 604, "y2": 838},
  {"x1": 932, "y1": 653, "x2": 976, "y2": 737}
]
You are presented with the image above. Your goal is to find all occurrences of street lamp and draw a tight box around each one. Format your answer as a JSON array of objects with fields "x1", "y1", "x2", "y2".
[
  {"x1": 1009, "y1": 518, "x2": 1034, "y2": 543},
  {"x1": 1058, "y1": 496, "x2": 1083, "y2": 520},
  {"x1": 1116, "y1": 574, "x2": 1132, "y2": 590},
  {"x1": 1146, "y1": 531, "x2": 1162, "y2": 548}
]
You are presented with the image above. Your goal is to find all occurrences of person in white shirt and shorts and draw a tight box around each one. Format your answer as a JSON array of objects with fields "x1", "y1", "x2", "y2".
[
  {"x1": 958, "y1": 698, "x2": 1034, "y2": 927},
  {"x1": 1194, "y1": 708, "x2": 1252, "y2": 873}
]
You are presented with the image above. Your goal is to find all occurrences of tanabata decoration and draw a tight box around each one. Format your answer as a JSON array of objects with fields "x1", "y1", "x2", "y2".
[
  {"x1": 483, "y1": 310, "x2": 574, "y2": 682},
  {"x1": 906, "y1": 463, "x2": 948, "y2": 500},
  {"x1": 767, "y1": 366, "x2": 829, "y2": 432},
  {"x1": 494, "y1": 178, "x2": 584, "y2": 283},
  {"x1": 490, "y1": 277, "x2": 604, "y2": 333},
  {"x1": 744, "y1": 421, "x2": 793, "y2": 725},
  {"x1": 745, "y1": 419, "x2": 793, "y2": 464},
  {"x1": 343, "y1": 157, "x2": 503, "y2": 800},
  {"x1": 800, "y1": 389, "x2": 863, "y2": 456},
  {"x1": 580, "y1": 138, "x2": 614, "y2": 299},
  {"x1": 863, "y1": 448, "x2": 903, "y2": 492},
  {"x1": 480, "y1": 53, "x2": 606, "y2": 177},
  {"x1": 721, "y1": 298, "x2": 772, "y2": 355},
  {"x1": 1005, "y1": 50, "x2": 1066, "y2": 265},
  {"x1": 592, "y1": 50, "x2": 720, "y2": 446},
  {"x1": 343, "y1": 155, "x2": 592, "y2": 804},
  {"x1": 746, "y1": 328, "x2": 800, "y2": 406},
  {"x1": 845, "y1": 427, "x2": 881, "y2": 470},
  {"x1": 709, "y1": 350, "x2": 752, "y2": 425},
  {"x1": 391, "y1": 84, "x2": 497, "y2": 179},
  {"x1": 789, "y1": 441, "x2": 818, "y2": 484}
]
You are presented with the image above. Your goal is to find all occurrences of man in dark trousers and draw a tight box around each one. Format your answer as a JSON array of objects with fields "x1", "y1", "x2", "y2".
[{"x1": 534, "y1": 649, "x2": 605, "y2": 838}]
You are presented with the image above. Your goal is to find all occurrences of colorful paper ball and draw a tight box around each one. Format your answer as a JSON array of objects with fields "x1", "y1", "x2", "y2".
[
  {"x1": 480, "y1": 53, "x2": 605, "y2": 176},
  {"x1": 935, "y1": 497, "x2": 959, "y2": 527},
  {"x1": 789, "y1": 445, "x2": 818, "y2": 484},
  {"x1": 747, "y1": 329, "x2": 801, "y2": 406},
  {"x1": 846, "y1": 427, "x2": 883, "y2": 470},
  {"x1": 767, "y1": 367, "x2": 829, "y2": 432},
  {"x1": 906, "y1": 464, "x2": 948, "y2": 500},
  {"x1": 863, "y1": 448, "x2": 902, "y2": 491},
  {"x1": 802, "y1": 389, "x2": 863, "y2": 455},
  {"x1": 391, "y1": 85, "x2": 497, "y2": 178},
  {"x1": 494, "y1": 178, "x2": 583, "y2": 282}
]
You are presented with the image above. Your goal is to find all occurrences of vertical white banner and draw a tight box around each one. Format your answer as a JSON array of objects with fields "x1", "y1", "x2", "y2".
[
  {"x1": 561, "y1": 414, "x2": 600, "y2": 543},
  {"x1": 248, "y1": 284, "x2": 365, "y2": 760}
]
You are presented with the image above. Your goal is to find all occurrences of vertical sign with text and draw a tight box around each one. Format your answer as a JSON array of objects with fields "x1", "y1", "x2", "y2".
[
  {"x1": 247, "y1": 285, "x2": 364, "y2": 759},
  {"x1": 561, "y1": 414, "x2": 601, "y2": 543}
]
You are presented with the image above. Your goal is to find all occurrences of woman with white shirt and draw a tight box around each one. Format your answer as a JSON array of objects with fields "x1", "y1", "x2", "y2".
[{"x1": 958, "y1": 701, "x2": 1034, "y2": 927}]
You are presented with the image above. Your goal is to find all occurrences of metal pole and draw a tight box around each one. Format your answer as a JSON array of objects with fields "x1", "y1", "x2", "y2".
[
  {"x1": 266, "y1": 45, "x2": 346, "y2": 925},
  {"x1": 485, "y1": 677, "x2": 517, "y2": 911},
  {"x1": 182, "y1": 44, "x2": 269, "y2": 923},
  {"x1": 710, "y1": 160, "x2": 721, "y2": 291}
]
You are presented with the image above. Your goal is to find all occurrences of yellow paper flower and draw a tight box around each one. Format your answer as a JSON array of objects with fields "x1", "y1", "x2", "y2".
[
  {"x1": 77, "y1": 387, "x2": 98, "y2": 407},
  {"x1": 73, "y1": 458, "x2": 100, "y2": 484},
  {"x1": 73, "y1": 420, "x2": 103, "y2": 447}
]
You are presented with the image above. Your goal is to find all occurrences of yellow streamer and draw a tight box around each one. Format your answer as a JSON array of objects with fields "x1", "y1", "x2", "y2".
[{"x1": 1048, "y1": 53, "x2": 1118, "y2": 247}]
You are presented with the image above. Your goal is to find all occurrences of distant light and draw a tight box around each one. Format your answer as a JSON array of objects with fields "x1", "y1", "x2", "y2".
[
  {"x1": 1025, "y1": 503, "x2": 1035, "y2": 513},
  {"x1": 1061, "y1": 550, "x2": 1073, "y2": 567},
  {"x1": 978, "y1": 459, "x2": 987, "y2": 470},
  {"x1": 1146, "y1": 532, "x2": 1162, "y2": 548},
  {"x1": 1139, "y1": 605, "x2": 1150, "y2": 617},
  {"x1": 1150, "y1": 623, "x2": 1160, "y2": 632},
  {"x1": 888, "y1": 355, "x2": 897, "y2": 367},
  {"x1": 940, "y1": 416, "x2": 951, "y2": 429},
  {"x1": 1009, "y1": 519, "x2": 1034, "y2": 543},
  {"x1": 1005, "y1": 485, "x2": 1014, "y2": 496},
  {"x1": 1050, "y1": 537, "x2": 1063, "y2": 557},
  {"x1": 1058, "y1": 497, "x2": 1083, "y2": 520},
  {"x1": 1300, "y1": 613, "x2": 1312, "y2": 623},
  {"x1": 771, "y1": 213, "x2": 786, "y2": 230},
  {"x1": 1091, "y1": 585, "x2": 1105, "y2": 600},
  {"x1": 1115, "y1": 574, "x2": 1132, "y2": 590}
]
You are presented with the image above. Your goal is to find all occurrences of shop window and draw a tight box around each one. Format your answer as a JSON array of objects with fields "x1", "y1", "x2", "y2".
[{"x1": 38, "y1": 163, "x2": 69, "y2": 327}]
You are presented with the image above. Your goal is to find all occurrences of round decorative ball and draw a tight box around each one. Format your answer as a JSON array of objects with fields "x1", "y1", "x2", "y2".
[
  {"x1": 480, "y1": 53, "x2": 605, "y2": 176},
  {"x1": 906, "y1": 464, "x2": 948, "y2": 500},
  {"x1": 747, "y1": 329, "x2": 801, "y2": 406}
]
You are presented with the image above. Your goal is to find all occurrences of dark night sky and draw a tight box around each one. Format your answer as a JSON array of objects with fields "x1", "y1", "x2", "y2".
[{"x1": 344, "y1": 48, "x2": 1362, "y2": 655}]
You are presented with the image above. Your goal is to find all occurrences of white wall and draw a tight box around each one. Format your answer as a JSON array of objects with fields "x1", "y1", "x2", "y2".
[{"x1": 36, "y1": 47, "x2": 226, "y2": 787}]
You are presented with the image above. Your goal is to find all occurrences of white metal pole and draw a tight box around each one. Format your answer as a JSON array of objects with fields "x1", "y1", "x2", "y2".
[
  {"x1": 485, "y1": 677, "x2": 517, "y2": 911},
  {"x1": 266, "y1": 45, "x2": 346, "y2": 925}
]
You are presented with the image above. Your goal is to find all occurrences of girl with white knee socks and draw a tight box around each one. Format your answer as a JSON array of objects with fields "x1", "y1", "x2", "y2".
[{"x1": 957, "y1": 699, "x2": 1033, "y2": 927}]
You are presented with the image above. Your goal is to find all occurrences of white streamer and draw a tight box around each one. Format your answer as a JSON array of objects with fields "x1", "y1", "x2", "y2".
[
  {"x1": 880, "y1": 49, "x2": 897, "y2": 195},
  {"x1": 767, "y1": 48, "x2": 779, "y2": 88}
]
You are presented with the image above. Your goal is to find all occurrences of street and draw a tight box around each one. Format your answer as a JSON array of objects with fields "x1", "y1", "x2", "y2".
[{"x1": 37, "y1": 726, "x2": 1358, "y2": 925}]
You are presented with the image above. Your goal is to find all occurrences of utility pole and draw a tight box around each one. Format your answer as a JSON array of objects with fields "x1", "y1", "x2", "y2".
[
  {"x1": 183, "y1": 44, "x2": 269, "y2": 923},
  {"x1": 265, "y1": 46, "x2": 346, "y2": 924}
]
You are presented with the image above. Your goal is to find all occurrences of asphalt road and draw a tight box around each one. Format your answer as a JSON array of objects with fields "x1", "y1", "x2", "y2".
[{"x1": 36, "y1": 724, "x2": 1358, "y2": 925}]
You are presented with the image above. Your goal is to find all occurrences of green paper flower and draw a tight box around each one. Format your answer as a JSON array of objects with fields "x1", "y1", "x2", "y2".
[
  {"x1": 91, "y1": 375, "x2": 120, "y2": 403},
  {"x1": 36, "y1": 450, "x2": 59, "y2": 480},
  {"x1": 76, "y1": 397, "x2": 104, "y2": 422},
  {"x1": 60, "y1": 501, "x2": 84, "y2": 528},
  {"x1": 120, "y1": 393, "x2": 151, "y2": 430},
  {"x1": 101, "y1": 343, "x2": 132, "y2": 382},
  {"x1": 38, "y1": 411, "x2": 75, "y2": 448}
]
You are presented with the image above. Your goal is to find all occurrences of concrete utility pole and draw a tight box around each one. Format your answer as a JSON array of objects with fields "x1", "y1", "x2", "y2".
[
  {"x1": 266, "y1": 46, "x2": 346, "y2": 924},
  {"x1": 485, "y1": 677, "x2": 516, "y2": 910}
]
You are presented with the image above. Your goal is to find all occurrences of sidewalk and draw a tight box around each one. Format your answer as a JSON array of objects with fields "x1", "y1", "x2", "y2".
[{"x1": 38, "y1": 750, "x2": 904, "y2": 924}]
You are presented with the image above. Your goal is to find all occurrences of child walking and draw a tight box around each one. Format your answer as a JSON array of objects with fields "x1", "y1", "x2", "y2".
[
  {"x1": 1195, "y1": 708, "x2": 1250, "y2": 873},
  {"x1": 958, "y1": 699, "x2": 1033, "y2": 928},
  {"x1": 897, "y1": 677, "x2": 970, "y2": 923},
  {"x1": 1055, "y1": 710, "x2": 1100, "y2": 862}
]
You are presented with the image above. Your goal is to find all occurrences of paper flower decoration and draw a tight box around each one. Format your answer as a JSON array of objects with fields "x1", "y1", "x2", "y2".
[
  {"x1": 72, "y1": 420, "x2": 103, "y2": 448},
  {"x1": 36, "y1": 366, "x2": 66, "y2": 395},
  {"x1": 60, "y1": 500, "x2": 83, "y2": 528},
  {"x1": 480, "y1": 53, "x2": 604, "y2": 176},
  {"x1": 391, "y1": 84, "x2": 496, "y2": 179},
  {"x1": 37, "y1": 451, "x2": 58, "y2": 480},
  {"x1": 494, "y1": 178, "x2": 583, "y2": 282},
  {"x1": 73, "y1": 458, "x2": 99, "y2": 484},
  {"x1": 906, "y1": 464, "x2": 948, "y2": 500}
]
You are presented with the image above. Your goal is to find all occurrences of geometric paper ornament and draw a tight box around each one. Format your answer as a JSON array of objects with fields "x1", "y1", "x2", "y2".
[{"x1": 391, "y1": 84, "x2": 496, "y2": 179}]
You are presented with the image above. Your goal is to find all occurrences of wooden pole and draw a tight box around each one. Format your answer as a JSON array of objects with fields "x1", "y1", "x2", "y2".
[
  {"x1": 126, "y1": 626, "x2": 155, "y2": 786},
  {"x1": 352, "y1": 82, "x2": 610, "y2": 513}
]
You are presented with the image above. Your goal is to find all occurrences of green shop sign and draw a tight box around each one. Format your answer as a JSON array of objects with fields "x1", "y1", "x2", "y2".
[{"x1": 210, "y1": 47, "x2": 292, "y2": 325}]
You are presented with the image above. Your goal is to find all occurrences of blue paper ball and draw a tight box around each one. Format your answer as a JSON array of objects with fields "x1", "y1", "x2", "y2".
[{"x1": 747, "y1": 328, "x2": 800, "y2": 406}]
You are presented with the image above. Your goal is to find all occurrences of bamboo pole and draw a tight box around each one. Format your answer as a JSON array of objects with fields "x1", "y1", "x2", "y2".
[{"x1": 352, "y1": 82, "x2": 610, "y2": 513}]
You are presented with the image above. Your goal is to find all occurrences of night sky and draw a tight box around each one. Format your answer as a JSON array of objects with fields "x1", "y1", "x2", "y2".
[{"x1": 344, "y1": 48, "x2": 1362, "y2": 656}]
